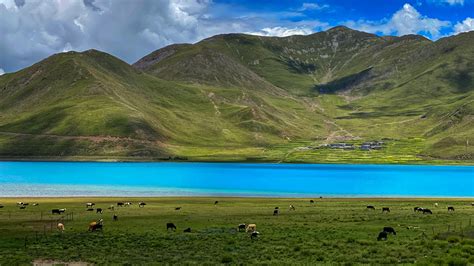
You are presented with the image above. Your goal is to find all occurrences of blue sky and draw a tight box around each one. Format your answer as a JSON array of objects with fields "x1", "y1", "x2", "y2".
[{"x1": 1, "y1": 0, "x2": 473, "y2": 73}]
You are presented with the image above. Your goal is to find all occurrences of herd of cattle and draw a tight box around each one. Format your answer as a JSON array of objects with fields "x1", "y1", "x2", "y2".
[{"x1": 1, "y1": 200, "x2": 473, "y2": 240}]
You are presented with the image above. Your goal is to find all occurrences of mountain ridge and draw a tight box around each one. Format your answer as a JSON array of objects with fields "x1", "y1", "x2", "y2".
[{"x1": 1, "y1": 27, "x2": 473, "y2": 163}]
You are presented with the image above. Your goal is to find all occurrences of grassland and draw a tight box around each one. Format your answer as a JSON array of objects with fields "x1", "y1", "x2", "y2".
[{"x1": 0, "y1": 197, "x2": 473, "y2": 264}]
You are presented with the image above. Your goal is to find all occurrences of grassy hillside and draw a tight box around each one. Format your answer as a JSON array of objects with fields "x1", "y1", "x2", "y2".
[{"x1": 1, "y1": 27, "x2": 473, "y2": 163}]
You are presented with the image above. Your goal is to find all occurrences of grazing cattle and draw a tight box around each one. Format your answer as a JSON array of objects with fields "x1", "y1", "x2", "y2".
[
  {"x1": 245, "y1": 224, "x2": 257, "y2": 233},
  {"x1": 310, "y1": 200, "x2": 314, "y2": 204},
  {"x1": 434, "y1": 203, "x2": 439, "y2": 207},
  {"x1": 124, "y1": 202, "x2": 132, "y2": 207},
  {"x1": 17, "y1": 202, "x2": 24, "y2": 206},
  {"x1": 448, "y1": 206, "x2": 455, "y2": 212},
  {"x1": 108, "y1": 205, "x2": 115, "y2": 210},
  {"x1": 471, "y1": 202, "x2": 474, "y2": 207},
  {"x1": 382, "y1": 207, "x2": 390, "y2": 213},
  {"x1": 184, "y1": 227, "x2": 192, "y2": 233},
  {"x1": 19, "y1": 206, "x2": 26, "y2": 209},
  {"x1": 32, "y1": 203, "x2": 39, "y2": 206},
  {"x1": 51, "y1": 209, "x2": 66, "y2": 215},
  {"x1": 86, "y1": 208, "x2": 94, "y2": 212},
  {"x1": 275, "y1": 207, "x2": 279, "y2": 210},
  {"x1": 383, "y1": 227, "x2": 396, "y2": 235},
  {"x1": 214, "y1": 201, "x2": 219, "y2": 205},
  {"x1": 0, "y1": 205, "x2": 3, "y2": 208},
  {"x1": 113, "y1": 214, "x2": 118, "y2": 221},
  {"x1": 250, "y1": 231, "x2": 260, "y2": 240},
  {"x1": 175, "y1": 207, "x2": 181, "y2": 211},
  {"x1": 138, "y1": 202, "x2": 146, "y2": 208},
  {"x1": 22, "y1": 203, "x2": 29, "y2": 206},
  {"x1": 86, "y1": 203, "x2": 95, "y2": 208},
  {"x1": 289, "y1": 205, "x2": 295, "y2": 211},
  {"x1": 167, "y1": 223, "x2": 177, "y2": 231},
  {"x1": 423, "y1": 209, "x2": 433, "y2": 214},
  {"x1": 238, "y1": 224, "x2": 246, "y2": 231},
  {"x1": 367, "y1": 206, "x2": 375, "y2": 210},
  {"x1": 57, "y1": 223, "x2": 65, "y2": 232},
  {"x1": 414, "y1": 207, "x2": 423, "y2": 212},
  {"x1": 96, "y1": 208, "x2": 103, "y2": 214},
  {"x1": 117, "y1": 202, "x2": 124, "y2": 207},
  {"x1": 273, "y1": 209, "x2": 279, "y2": 216},
  {"x1": 377, "y1": 231, "x2": 388, "y2": 241},
  {"x1": 88, "y1": 219, "x2": 103, "y2": 232}
]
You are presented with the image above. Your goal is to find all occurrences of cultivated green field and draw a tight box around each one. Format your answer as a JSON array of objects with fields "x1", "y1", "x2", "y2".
[{"x1": 0, "y1": 197, "x2": 473, "y2": 265}]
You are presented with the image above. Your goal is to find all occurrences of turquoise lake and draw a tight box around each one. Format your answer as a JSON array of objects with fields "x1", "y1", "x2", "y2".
[{"x1": 0, "y1": 162, "x2": 473, "y2": 197}]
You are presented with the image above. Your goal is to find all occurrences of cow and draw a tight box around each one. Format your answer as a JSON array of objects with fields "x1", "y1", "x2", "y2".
[
  {"x1": 275, "y1": 207, "x2": 279, "y2": 210},
  {"x1": 434, "y1": 203, "x2": 439, "y2": 207},
  {"x1": 86, "y1": 203, "x2": 95, "y2": 208},
  {"x1": 250, "y1": 231, "x2": 260, "y2": 240},
  {"x1": 310, "y1": 200, "x2": 314, "y2": 204},
  {"x1": 238, "y1": 224, "x2": 246, "y2": 232},
  {"x1": 22, "y1": 203, "x2": 29, "y2": 206},
  {"x1": 86, "y1": 208, "x2": 94, "y2": 212},
  {"x1": 32, "y1": 203, "x2": 39, "y2": 206},
  {"x1": 377, "y1": 231, "x2": 388, "y2": 241},
  {"x1": 167, "y1": 223, "x2": 177, "y2": 231},
  {"x1": 471, "y1": 202, "x2": 474, "y2": 207},
  {"x1": 138, "y1": 202, "x2": 146, "y2": 208},
  {"x1": 383, "y1": 227, "x2": 396, "y2": 235},
  {"x1": 273, "y1": 209, "x2": 279, "y2": 216},
  {"x1": 414, "y1": 207, "x2": 423, "y2": 212},
  {"x1": 57, "y1": 223, "x2": 65, "y2": 232},
  {"x1": 423, "y1": 209, "x2": 433, "y2": 214},
  {"x1": 289, "y1": 205, "x2": 295, "y2": 211},
  {"x1": 108, "y1": 205, "x2": 115, "y2": 210},
  {"x1": 367, "y1": 206, "x2": 375, "y2": 210},
  {"x1": 382, "y1": 207, "x2": 390, "y2": 213},
  {"x1": 175, "y1": 207, "x2": 181, "y2": 211},
  {"x1": 16, "y1": 202, "x2": 24, "y2": 206},
  {"x1": 124, "y1": 202, "x2": 132, "y2": 207},
  {"x1": 88, "y1": 219, "x2": 103, "y2": 232},
  {"x1": 214, "y1": 201, "x2": 219, "y2": 205},
  {"x1": 184, "y1": 228, "x2": 192, "y2": 233},
  {"x1": 113, "y1": 214, "x2": 118, "y2": 221},
  {"x1": 96, "y1": 208, "x2": 103, "y2": 214},
  {"x1": 448, "y1": 206, "x2": 455, "y2": 212},
  {"x1": 52, "y1": 209, "x2": 66, "y2": 215},
  {"x1": 117, "y1": 202, "x2": 124, "y2": 207},
  {"x1": 245, "y1": 224, "x2": 257, "y2": 233},
  {"x1": 0, "y1": 204, "x2": 3, "y2": 209},
  {"x1": 19, "y1": 206, "x2": 26, "y2": 209}
]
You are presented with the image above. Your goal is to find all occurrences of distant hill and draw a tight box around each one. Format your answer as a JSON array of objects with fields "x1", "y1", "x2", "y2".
[{"x1": 1, "y1": 26, "x2": 473, "y2": 163}]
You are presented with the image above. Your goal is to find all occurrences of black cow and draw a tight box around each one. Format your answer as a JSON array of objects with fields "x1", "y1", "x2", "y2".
[
  {"x1": 367, "y1": 206, "x2": 375, "y2": 210},
  {"x1": 19, "y1": 206, "x2": 26, "y2": 209},
  {"x1": 383, "y1": 227, "x2": 396, "y2": 235},
  {"x1": 139, "y1": 202, "x2": 146, "y2": 208},
  {"x1": 310, "y1": 200, "x2": 314, "y2": 204},
  {"x1": 175, "y1": 207, "x2": 181, "y2": 211},
  {"x1": 275, "y1": 207, "x2": 279, "y2": 209},
  {"x1": 273, "y1": 209, "x2": 279, "y2": 216},
  {"x1": 167, "y1": 223, "x2": 177, "y2": 231},
  {"x1": 113, "y1": 214, "x2": 118, "y2": 221},
  {"x1": 377, "y1": 231, "x2": 388, "y2": 241},
  {"x1": 382, "y1": 207, "x2": 390, "y2": 213},
  {"x1": 0, "y1": 205, "x2": 4, "y2": 208},
  {"x1": 423, "y1": 209, "x2": 433, "y2": 214},
  {"x1": 250, "y1": 231, "x2": 260, "y2": 240},
  {"x1": 238, "y1": 224, "x2": 246, "y2": 231},
  {"x1": 96, "y1": 208, "x2": 103, "y2": 214},
  {"x1": 117, "y1": 202, "x2": 124, "y2": 207},
  {"x1": 448, "y1": 206, "x2": 455, "y2": 212},
  {"x1": 214, "y1": 201, "x2": 219, "y2": 205},
  {"x1": 86, "y1": 208, "x2": 94, "y2": 212},
  {"x1": 51, "y1": 209, "x2": 61, "y2": 215},
  {"x1": 184, "y1": 227, "x2": 192, "y2": 233}
]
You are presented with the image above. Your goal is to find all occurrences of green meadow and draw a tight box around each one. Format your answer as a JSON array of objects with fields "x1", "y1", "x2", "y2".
[{"x1": 0, "y1": 197, "x2": 473, "y2": 264}]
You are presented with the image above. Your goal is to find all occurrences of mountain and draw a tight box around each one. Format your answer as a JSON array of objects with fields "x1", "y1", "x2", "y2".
[{"x1": 1, "y1": 26, "x2": 473, "y2": 163}]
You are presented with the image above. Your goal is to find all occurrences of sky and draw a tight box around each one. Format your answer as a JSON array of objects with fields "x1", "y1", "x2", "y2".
[{"x1": 0, "y1": 0, "x2": 473, "y2": 74}]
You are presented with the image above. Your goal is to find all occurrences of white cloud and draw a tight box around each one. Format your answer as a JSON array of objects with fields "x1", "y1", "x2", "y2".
[
  {"x1": 454, "y1": 17, "x2": 474, "y2": 34},
  {"x1": 248, "y1": 26, "x2": 314, "y2": 37},
  {"x1": 427, "y1": 0, "x2": 464, "y2": 5},
  {"x1": 298, "y1": 2, "x2": 329, "y2": 11},
  {"x1": 344, "y1": 3, "x2": 451, "y2": 39},
  {"x1": 0, "y1": 68, "x2": 5, "y2": 75}
]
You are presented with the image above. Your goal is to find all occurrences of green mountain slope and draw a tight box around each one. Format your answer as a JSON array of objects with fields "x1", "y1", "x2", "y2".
[{"x1": 1, "y1": 27, "x2": 473, "y2": 163}]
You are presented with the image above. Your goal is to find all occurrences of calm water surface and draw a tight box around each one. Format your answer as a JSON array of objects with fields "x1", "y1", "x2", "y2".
[{"x1": 0, "y1": 162, "x2": 472, "y2": 197}]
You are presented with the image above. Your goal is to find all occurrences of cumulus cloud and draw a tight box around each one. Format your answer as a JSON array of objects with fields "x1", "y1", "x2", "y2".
[
  {"x1": 344, "y1": 3, "x2": 451, "y2": 39},
  {"x1": 0, "y1": 68, "x2": 5, "y2": 75},
  {"x1": 454, "y1": 17, "x2": 474, "y2": 33},
  {"x1": 247, "y1": 26, "x2": 314, "y2": 37}
]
